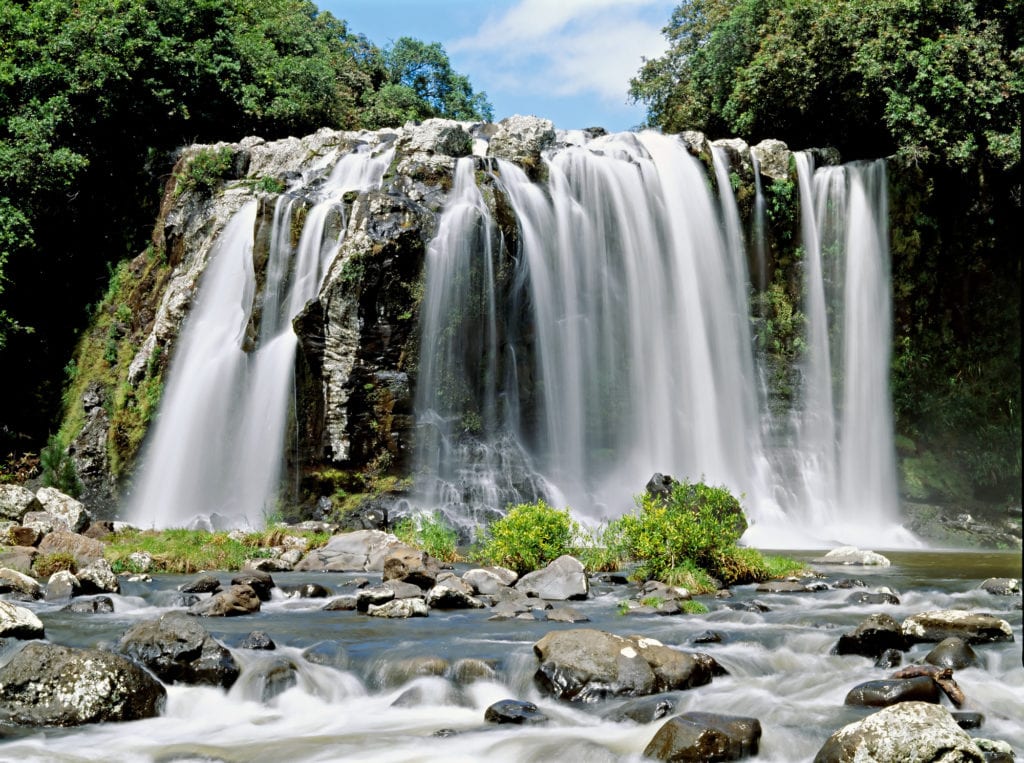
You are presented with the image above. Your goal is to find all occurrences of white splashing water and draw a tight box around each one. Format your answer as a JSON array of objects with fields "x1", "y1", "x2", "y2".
[
  {"x1": 415, "y1": 135, "x2": 912, "y2": 547},
  {"x1": 126, "y1": 145, "x2": 394, "y2": 528}
]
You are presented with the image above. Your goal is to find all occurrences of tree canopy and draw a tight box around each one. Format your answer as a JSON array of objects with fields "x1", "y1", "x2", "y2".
[
  {"x1": 0, "y1": 0, "x2": 491, "y2": 451},
  {"x1": 630, "y1": 0, "x2": 1021, "y2": 170}
]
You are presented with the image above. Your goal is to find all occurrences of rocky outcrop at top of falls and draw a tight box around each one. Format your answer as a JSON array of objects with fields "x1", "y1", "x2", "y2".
[{"x1": 57, "y1": 116, "x2": 808, "y2": 520}]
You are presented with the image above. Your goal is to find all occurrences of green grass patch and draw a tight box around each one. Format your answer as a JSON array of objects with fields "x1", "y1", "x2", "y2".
[
  {"x1": 33, "y1": 552, "x2": 78, "y2": 578},
  {"x1": 104, "y1": 528, "x2": 329, "y2": 574},
  {"x1": 680, "y1": 600, "x2": 709, "y2": 615},
  {"x1": 392, "y1": 512, "x2": 460, "y2": 563}
]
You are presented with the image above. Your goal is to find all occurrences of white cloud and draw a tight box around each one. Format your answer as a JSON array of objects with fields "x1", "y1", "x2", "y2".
[{"x1": 450, "y1": 0, "x2": 673, "y2": 104}]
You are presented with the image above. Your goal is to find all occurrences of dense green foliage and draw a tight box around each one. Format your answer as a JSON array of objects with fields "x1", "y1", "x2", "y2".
[
  {"x1": 0, "y1": 0, "x2": 490, "y2": 455},
  {"x1": 392, "y1": 511, "x2": 460, "y2": 563},
  {"x1": 608, "y1": 481, "x2": 807, "y2": 588},
  {"x1": 474, "y1": 500, "x2": 579, "y2": 576},
  {"x1": 634, "y1": 0, "x2": 1021, "y2": 506}
]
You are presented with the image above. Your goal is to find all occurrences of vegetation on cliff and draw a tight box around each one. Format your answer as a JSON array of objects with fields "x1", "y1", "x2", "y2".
[{"x1": 632, "y1": 0, "x2": 1022, "y2": 506}]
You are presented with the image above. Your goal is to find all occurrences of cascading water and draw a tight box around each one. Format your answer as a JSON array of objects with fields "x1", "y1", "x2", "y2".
[
  {"x1": 126, "y1": 145, "x2": 394, "y2": 529},
  {"x1": 414, "y1": 133, "x2": 913, "y2": 547}
]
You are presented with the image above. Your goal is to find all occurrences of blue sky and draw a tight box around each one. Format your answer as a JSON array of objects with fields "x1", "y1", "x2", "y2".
[{"x1": 317, "y1": 0, "x2": 677, "y2": 132}]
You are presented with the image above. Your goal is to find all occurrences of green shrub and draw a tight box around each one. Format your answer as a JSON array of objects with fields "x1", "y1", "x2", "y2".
[
  {"x1": 613, "y1": 480, "x2": 745, "y2": 584},
  {"x1": 474, "y1": 500, "x2": 579, "y2": 576},
  {"x1": 40, "y1": 433, "x2": 81, "y2": 497},
  {"x1": 392, "y1": 512, "x2": 460, "y2": 563},
  {"x1": 33, "y1": 552, "x2": 78, "y2": 578},
  {"x1": 680, "y1": 600, "x2": 709, "y2": 615},
  {"x1": 175, "y1": 147, "x2": 234, "y2": 197}
]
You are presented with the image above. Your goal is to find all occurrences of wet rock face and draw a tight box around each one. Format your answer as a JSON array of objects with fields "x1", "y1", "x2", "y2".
[
  {"x1": 117, "y1": 610, "x2": 240, "y2": 688},
  {"x1": 644, "y1": 712, "x2": 762, "y2": 762},
  {"x1": 814, "y1": 702, "x2": 985, "y2": 763},
  {"x1": 901, "y1": 610, "x2": 1014, "y2": 644},
  {"x1": 834, "y1": 613, "x2": 909, "y2": 658},
  {"x1": 844, "y1": 675, "x2": 942, "y2": 707},
  {"x1": 0, "y1": 642, "x2": 166, "y2": 726}
]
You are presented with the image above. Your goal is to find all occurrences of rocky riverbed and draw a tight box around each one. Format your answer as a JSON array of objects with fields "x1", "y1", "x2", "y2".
[{"x1": 0, "y1": 484, "x2": 1020, "y2": 762}]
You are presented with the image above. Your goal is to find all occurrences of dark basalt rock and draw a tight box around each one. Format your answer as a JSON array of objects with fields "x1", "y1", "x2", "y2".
[
  {"x1": 231, "y1": 570, "x2": 274, "y2": 601},
  {"x1": 239, "y1": 631, "x2": 276, "y2": 650},
  {"x1": 873, "y1": 648, "x2": 903, "y2": 669},
  {"x1": 61, "y1": 596, "x2": 114, "y2": 614},
  {"x1": 834, "y1": 613, "x2": 909, "y2": 658},
  {"x1": 0, "y1": 642, "x2": 166, "y2": 726},
  {"x1": 284, "y1": 583, "x2": 331, "y2": 599},
  {"x1": 180, "y1": 574, "x2": 222, "y2": 594},
  {"x1": 691, "y1": 631, "x2": 725, "y2": 645},
  {"x1": 844, "y1": 676, "x2": 941, "y2": 707},
  {"x1": 952, "y1": 711, "x2": 985, "y2": 730},
  {"x1": 117, "y1": 610, "x2": 240, "y2": 688},
  {"x1": 608, "y1": 695, "x2": 677, "y2": 724},
  {"x1": 644, "y1": 712, "x2": 762, "y2": 761},
  {"x1": 924, "y1": 637, "x2": 981, "y2": 669},
  {"x1": 484, "y1": 699, "x2": 548, "y2": 725},
  {"x1": 845, "y1": 590, "x2": 900, "y2": 605}
]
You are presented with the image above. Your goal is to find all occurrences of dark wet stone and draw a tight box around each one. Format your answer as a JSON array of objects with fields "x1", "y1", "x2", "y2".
[
  {"x1": 873, "y1": 648, "x2": 903, "y2": 669},
  {"x1": 846, "y1": 591, "x2": 900, "y2": 605},
  {"x1": 62, "y1": 596, "x2": 114, "y2": 614},
  {"x1": 924, "y1": 637, "x2": 981, "y2": 670},
  {"x1": 180, "y1": 574, "x2": 222, "y2": 594},
  {"x1": 484, "y1": 699, "x2": 548, "y2": 725},
  {"x1": 117, "y1": 611, "x2": 240, "y2": 688},
  {"x1": 834, "y1": 613, "x2": 909, "y2": 658},
  {"x1": 608, "y1": 695, "x2": 677, "y2": 724},
  {"x1": 951, "y1": 711, "x2": 985, "y2": 730},
  {"x1": 691, "y1": 631, "x2": 725, "y2": 645},
  {"x1": 844, "y1": 676, "x2": 941, "y2": 707},
  {"x1": 250, "y1": 657, "x2": 298, "y2": 702},
  {"x1": 284, "y1": 583, "x2": 331, "y2": 599},
  {"x1": 230, "y1": 570, "x2": 274, "y2": 601},
  {"x1": 239, "y1": 631, "x2": 276, "y2": 650},
  {"x1": 644, "y1": 711, "x2": 762, "y2": 761},
  {"x1": 433, "y1": 728, "x2": 459, "y2": 737}
]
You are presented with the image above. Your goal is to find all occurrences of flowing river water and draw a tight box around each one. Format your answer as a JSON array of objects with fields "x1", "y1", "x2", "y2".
[{"x1": 1, "y1": 550, "x2": 1020, "y2": 762}]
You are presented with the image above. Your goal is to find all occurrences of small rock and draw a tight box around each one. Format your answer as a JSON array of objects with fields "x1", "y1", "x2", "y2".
[
  {"x1": 322, "y1": 595, "x2": 358, "y2": 611},
  {"x1": 383, "y1": 579, "x2": 426, "y2": 599},
  {"x1": 231, "y1": 570, "x2": 274, "y2": 601},
  {"x1": 425, "y1": 583, "x2": 486, "y2": 609},
  {"x1": 952, "y1": 711, "x2": 985, "y2": 730},
  {"x1": 449, "y1": 658, "x2": 496, "y2": 685},
  {"x1": 846, "y1": 590, "x2": 900, "y2": 605},
  {"x1": 813, "y1": 546, "x2": 891, "y2": 566},
  {"x1": 484, "y1": 699, "x2": 548, "y2": 725},
  {"x1": 301, "y1": 641, "x2": 348, "y2": 669},
  {"x1": 755, "y1": 581, "x2": 808, "y2": 593},
  {"x1": 844, "y1": 676, "x2": 941, "y2": 707},
  {"x1": 516, "y1": 555, "x2": 590, "y2": 601},
  {"x1": 180, "y1": 574, "x2": 222, "y2": 594},
  {"x1": 924, "y1": 637, "x2": 981, "y2": 669},
  {"x1": 239, "y1": 631, "x2": 276, "y2": 650},
  {"x1": 62, "y1": 596, "x2": 114, "y2": 614},
  {"x1": 691, "y1": 631, "x2": 725, "y2": 645},
  {"x1": 609, "y1": 695, "x2": 677, "y2": 724},
  {"x1": 127, "y1": 552, "x2": 153, "y2": 573},
  {"x1": 834, "y1": 613, "x2": 909, "y2": 658},
  {"x1": 356, "y1": 586, "x2": 396, "y2": 612},
  {"x1": 244, "y1": 557, "x2": 293, "y2": 573},
  {"x1": 874, "y1": 649, "x2": 903, "y2": 669},
  {"x1": 382, "y1": 546, "x2": 440, "y2": 590},
  {"x1": 248, "y1": 657, "x2": 298, "y2": 702},
  {"x1": 45, "y1": 569, "x2": 81, "y2": 601},
  {"x1": 367, "y1": 598, "x2": 429, "y2": 618},
  {"x1": 545, "y1": 607, "x2": 590, "y2": 623},
  {"x1": 283, "y1": 583, "x2": 331, "y2": 599}
]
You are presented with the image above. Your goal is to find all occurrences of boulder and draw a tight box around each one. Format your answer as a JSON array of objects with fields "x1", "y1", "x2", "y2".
[
  {"x1": 36, "y1": 531, "x2": 105, "y2": 566},
  {"x1": 5, "y1": 525, "x2": 40, "y2": 547},
  {"x1": 0, "y1": 568, "x2": 42, "y2": 599},
  {"x1": 187, "y1": 584, "x2": 261, "y2": 617},
  {"x1": 75, "y1": 559, "x2": 120, "y2": 595},
  {"x1": 608, "y1": 695, "x2": 677, "y2": 724},
  {"x1": 62, "y1": 596, "x2": 115, "y2": 614},
  {"x1": 335, "y1": 501, "x2": 388, "y2": 532},
  {"x1": 813, "y1": 702, "x2": 985, "y2": 763},
  {"x1": 231, "y1": 570, "x2": 274, "y2": 601},
  {"x1": 0, "y1": 642, "x2": 165, "y2": 726},
  {"x1": 21, "y1": 511, "x2": 56, "y2": 536},
  {"x1": 515, "y1": 555, "x2": 590, "y2": 601},
  {"x1": 487, "y1": 115, "x2": 556, "y2": 172},
  {"x1": 45, "y1": 570, "x2": 81, "y2": 601},
  {"x1": 322, "y1": 595, "x2": 358, "y2": 611},
  {"x1": 294, "y1": 530, "x2": 403, "y2": 572},
  {"x1": 34, "y1": 487, "x2": 90, "y2": 533},
  {"x1": 425, "y1": 583, "x2": 486, "y2": 610},
  {"x1": 813, "y1": 546, "x2": 891, "y2": 566},
  {"x1": 0, "y1": 546, "x2": 37, "y2": 575},
  {"x1": 367, "y1": 598, "x2": 429, "y2": 618},
  {"x1": 644, "y1": 712, "x2": 762, "y2": 762},
  {"x1": 844, "y1": 676, "x2": 942, "y2": 707},
  {"x1": 356, "y1": 586, "x2": 396, "y2": 612},
  {"x1": 0, "y1": 485, "x2": 42, "y2": 522},
  {"x1": 545, "y1": 607, "x2": 590, "y2": 623},
  {"x1": 750, "y1": 139, "x2": 791, "y2": 181},
  {"x1": 0, "y1": 600, "x2": 45, "y2": 639},
  {"x1": 283, "y1": 583, "x2": 331, "y2": 599},
  {"x1": 117, "y1": 610, "x2": 240, "y2": 688},
  {"x1": 845, "y1": 590, "x2": 900, "y2": 605},
  {"x1": 449, "y1": 658, "x2": 496, "y2": 685},
  {"x1": 180, "y1": 574, "x2": 222, "y2": 593},
  {"x1": 463, "y1": 566, "x2": 516, "y2": 594},
  {"x1": 395, "y1": 119, "x2": 472, "y2": 158},
  {"x1": 484, "y1": 699, "x2": 548, "y2": 725},
  {"x1": 833, "y1": 613, "x2": 909, "y2": 658},
  {"x1": 533, "y1": 629, "x2": 719, "y2": 702},
  {"x1": 979, "y1": 577, "x2": 1019, "y2": 595},
  {"x1": 924, "y1": 637, "x2": 980, "y2": 670},
  {"x1": 239, "y1": 631, "x2": 276, "y2": 650},
  {"x1": 383, "y1": 579, "x2": 428, "y2": 600},
  {"x1": 902, "y1": 610, "x2": 1014, "y2": 644},
  {"x1": 382, "y1": 545, "x2": 441, "y2": 590}
]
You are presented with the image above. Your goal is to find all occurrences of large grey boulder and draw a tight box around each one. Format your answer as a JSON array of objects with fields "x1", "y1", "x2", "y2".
[
  {"x1": 45, "y1": 569, "x2": 82, "y2": 601},
  {"x1": 844, "y1": 676, "x2": 942, "y2": 707},
  {"x1": 902, "y1": 610, "x2": 1014, "y2": 644},
  {"x1": 75, "y1": 558, "x2": 120, "y2": 595},
  {"x1": 187, "y1": 584, "x2": 261, "y2": 617},
  {"x1": 533, "y1": 629, "x2": 720, "y2": 702},
  {"x1": 979, "y1": 577, "x2": 1019, "y2": 595},
  {"x1": 463, "y1": 566, "x2": 517, "y2": 594},
  {"x1": 645, "y1": 712, "x2": 762, "y2": 762},
  {"x1": 924, "y1": 637, "x2": 980, "y2": 670},
  {"x1": 813, "y1": 702, "x2": 985, "y2": 762},
  {"x1": 35, "y1": 487, "x2": 91, "y2": 533},
  {"x1": 425, "y1": 583, "x2": 487, "y2": 610},
  {"x1": 0, "y1": 485, "x2": 41, "y2": 522},
  {"x1": 750, "y1": 139, "x2": 791, "y2": 181},
  {"x1": 382, "y1": 545, "x2": 441, "y2": 589},
  {"x1": 395, "y1": 118, "x2": 472, "y2": 158},
  {"x1": 487, "y1": 115, "x2": 556, "y2": 173},
  {"x1": 294, "y1": 530, "x2": 403, "y2": 572},
  {"x1": 516, "y1": 555, "x2": 590, "y2": 601},
  {"x1": 0, "y1": 642, "x2": 166, "y2": 726},
  {"x1": 36, "y1": 531, "x2": 106, "y2": 566},
  {"x1": 0, "y1": 567, "x2": 43, "y2": 599},
  {"x1": 0, "y1": 600, "x2": 45, "y2": 639},
  {"x1": 117, "y1": 610, "x2": 240, "y2": 688},
  {"x1": 367, "y1": 598, "x2": 429, "y2": 618}
]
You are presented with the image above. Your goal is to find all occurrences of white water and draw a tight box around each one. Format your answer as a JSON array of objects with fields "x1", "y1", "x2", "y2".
[
  {"x1": 126, "y1": 145, "x2": 394, "y2": 528},
  {"x1": 415, "y1": 133, "x2": 910, "y2": 547}
]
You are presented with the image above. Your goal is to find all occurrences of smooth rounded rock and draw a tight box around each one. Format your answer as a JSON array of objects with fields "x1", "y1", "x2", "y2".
[
  {"x1": 0, "y1": 601, "x2": 44, "y2": 639},
  {"x1": 844, "y1": 675, "x2": 942, "y2": 707},
  {"x1": 0, "y1": 568, "x2": 42, "y2": 599},
  {"x1": 484, "y1": 699, "x2": 548, "y2": 725},
  {"x1": 644, "y1": 711, "x2": 762, "y2": 761},
  {"x1": 516, "y1": 555, "x2": 590, "y2": 601},
  {"x1": 924, "y1": 637, "x2": 981, "y2": 669}
]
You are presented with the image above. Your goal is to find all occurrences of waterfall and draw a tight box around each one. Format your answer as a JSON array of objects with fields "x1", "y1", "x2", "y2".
[
  {"x1": 126, "y1": 145, "x2": 393, "y2": 529},
  {"x1": 414, "y1": 134, "x2": 912, "y2": 547}
]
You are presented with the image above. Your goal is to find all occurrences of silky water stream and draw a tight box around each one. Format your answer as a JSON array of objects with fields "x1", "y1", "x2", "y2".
[{"x1": 0, "y1": 551, "x2": 1019, "y2": 762}]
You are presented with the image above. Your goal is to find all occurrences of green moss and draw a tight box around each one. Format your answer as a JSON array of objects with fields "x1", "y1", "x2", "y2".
[{"x1": 174, "y1": 146, "x2": 234, "y2": 197}]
